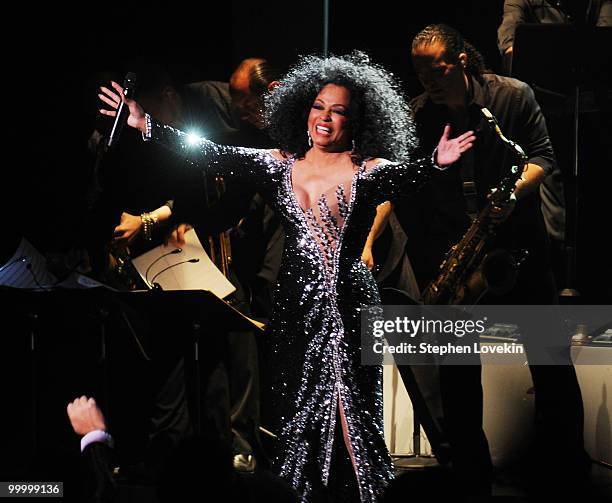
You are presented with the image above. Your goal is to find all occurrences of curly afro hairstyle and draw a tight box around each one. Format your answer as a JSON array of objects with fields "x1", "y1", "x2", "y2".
[{"x1": 264, "y1": 51, "x2": 417, "y2": 162}]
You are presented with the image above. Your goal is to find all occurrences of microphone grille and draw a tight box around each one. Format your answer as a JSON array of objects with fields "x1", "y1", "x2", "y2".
[{"x1": 123, "y1": 72, "x2": 138, "y2": 94}]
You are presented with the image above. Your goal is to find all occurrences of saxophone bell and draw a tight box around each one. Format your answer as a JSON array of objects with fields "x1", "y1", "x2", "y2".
[{"x1": 461, "y1": 248, "x2": 529, "y2": 304}]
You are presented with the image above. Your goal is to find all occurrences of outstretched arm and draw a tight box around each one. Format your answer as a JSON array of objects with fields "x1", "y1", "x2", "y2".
[
  {"x1": 363, "y1": 125, "x2": 475, "y2": 204},
  {"x1": 98, "y1": 82, "x2": 281, "y2": 183}
]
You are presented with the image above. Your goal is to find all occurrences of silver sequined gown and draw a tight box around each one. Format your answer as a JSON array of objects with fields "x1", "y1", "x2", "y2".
[{"x1": 147, "y1": 120, "x2": 432, "y2": 502}]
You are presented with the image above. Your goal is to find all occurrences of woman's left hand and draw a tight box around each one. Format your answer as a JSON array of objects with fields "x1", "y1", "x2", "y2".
[{"x1": 435, "y1": 125, "x2": 476, "y2": 168}]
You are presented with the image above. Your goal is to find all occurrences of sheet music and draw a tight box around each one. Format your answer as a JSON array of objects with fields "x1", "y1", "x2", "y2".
[
  {"x1": 0, "y1": 237, "x2": 117, "y2": 290},
  {"x1": 0, "y1": 237, "x2": 57, "y2": 288},
  {"x1": 131, "y1": 229, "x2": 236, "y2": 299}
]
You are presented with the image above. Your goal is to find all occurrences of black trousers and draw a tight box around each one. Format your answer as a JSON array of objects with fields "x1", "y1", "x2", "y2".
[{"x1": 438, "y1": 263, "x2": 587, "y2": 498}]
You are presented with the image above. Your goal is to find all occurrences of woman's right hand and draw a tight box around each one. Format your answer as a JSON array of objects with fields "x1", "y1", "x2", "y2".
[{"x1": 99, "y1": 81, "x2": 147, "y2": 133}]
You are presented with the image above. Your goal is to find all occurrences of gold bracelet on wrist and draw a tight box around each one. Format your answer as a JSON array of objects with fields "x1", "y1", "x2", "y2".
[{"x1": 141, "y1": 212, "x2": 158, "y2": 241}]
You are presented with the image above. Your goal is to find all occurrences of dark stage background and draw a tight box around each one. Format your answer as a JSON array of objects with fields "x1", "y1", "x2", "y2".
[
  {"x1": 2, "y1": 0, "x2": 611, "y2": 491},
  {"x1": 8, "y1": 0, "x2": 609, "y2": 302}
]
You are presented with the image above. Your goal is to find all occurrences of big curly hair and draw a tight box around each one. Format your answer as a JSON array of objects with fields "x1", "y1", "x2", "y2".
[{"x1": 264, "y1": 52, "x2": 417, "y2": 162}]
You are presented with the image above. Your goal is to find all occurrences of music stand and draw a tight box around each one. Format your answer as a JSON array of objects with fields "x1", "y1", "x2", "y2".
[
  {"x1": 511, "y1": 24, "x2": 612, "y2": 299},
  {"x1": 2, "y1": 286, "x2": 263, "y2": 475},
  {"x1": 115, "y1": 289, "x2": 263, "y2": 437}
]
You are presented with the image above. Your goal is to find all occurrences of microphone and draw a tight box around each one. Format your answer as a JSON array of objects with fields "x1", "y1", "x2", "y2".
[
  {"x1": 145, "y1": 248, "x2": 182, "y2": 286},
  {"x1": 149, "y1": 258, "x2": 199, "y2": 285},
  {"x1": 107, "y1": 72, "x2": 138, "y2": 148}
]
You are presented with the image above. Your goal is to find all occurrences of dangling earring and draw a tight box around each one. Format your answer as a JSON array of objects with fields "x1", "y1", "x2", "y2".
[
  {"x1": 351, "y1": 139, "x2": 357, "y2": 153},
  {"x1": 307, "y1": 130, "x2": 312, "y2": 147}
]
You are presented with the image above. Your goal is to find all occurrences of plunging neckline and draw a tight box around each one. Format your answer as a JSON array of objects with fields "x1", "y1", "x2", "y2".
[
  {"x1": 283, "y1": 157, "x2": 365, "y2": 285},
  {"x1": 287, "y1": 156, "x2": 365, "y2": 216}
]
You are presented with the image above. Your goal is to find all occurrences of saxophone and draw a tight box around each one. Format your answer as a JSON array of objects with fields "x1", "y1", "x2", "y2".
[{"x1": 421, "y1": 108, "x2": 528, "y2": 305}]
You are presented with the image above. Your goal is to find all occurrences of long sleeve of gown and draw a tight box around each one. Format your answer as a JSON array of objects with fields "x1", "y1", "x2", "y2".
[
  {"x1": 144, "y1": 116, "x2": 284, "y2": 185},
  {"x1": 361, "y1": 155, "x2": 440, "y2": 206}
]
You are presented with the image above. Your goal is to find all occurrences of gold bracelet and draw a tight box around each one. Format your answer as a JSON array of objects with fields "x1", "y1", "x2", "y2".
[{"x1": 141, "y1": 212, "x2": 158, "y2": 241}]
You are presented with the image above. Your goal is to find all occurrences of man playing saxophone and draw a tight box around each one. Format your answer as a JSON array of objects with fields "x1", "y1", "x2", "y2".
[{"x1": 393, "y1": 24, "x2": 589, "y2": 501}]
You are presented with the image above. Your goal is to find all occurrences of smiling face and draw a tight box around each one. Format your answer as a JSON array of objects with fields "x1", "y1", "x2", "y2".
[{"x1": 307, "y1": 83, "x2": 352, "y2": 152}]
